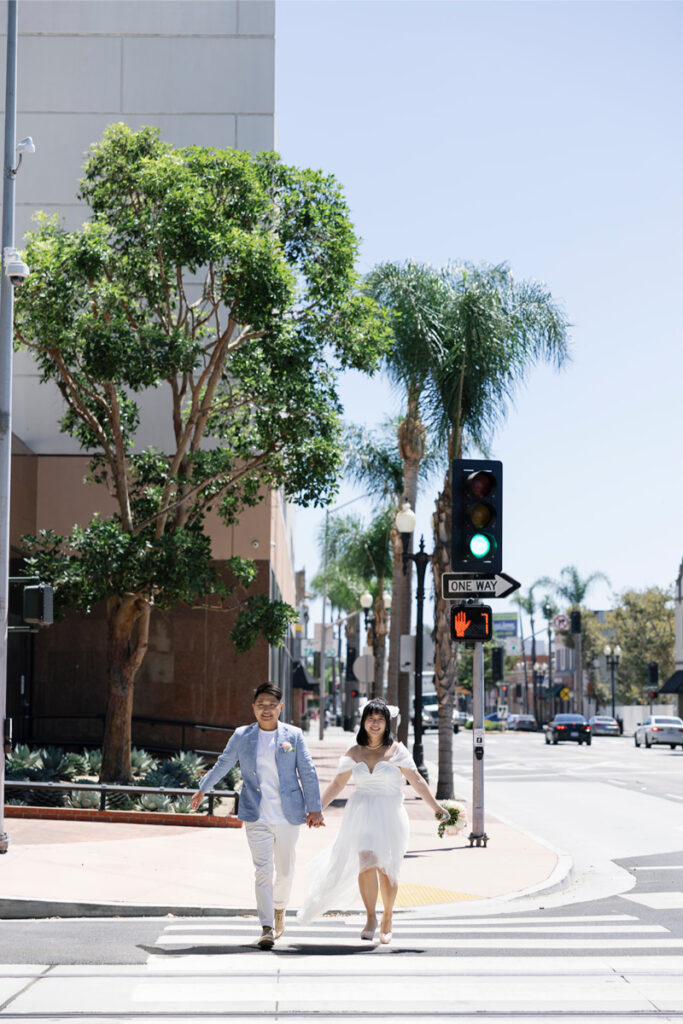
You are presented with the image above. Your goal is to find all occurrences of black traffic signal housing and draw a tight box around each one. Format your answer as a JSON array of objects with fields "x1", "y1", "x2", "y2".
[
  {"x1": 22, "y1": 582, "x2": 54, "y2": 627},
  {"x1": 570, "y1": 610, "x2": 581, "y2": 634},
  {"x1": 647, "y1": 661, "x2": 658, "y2": 690},
  {"x1": 491, "y1": 646, "x2": 504, "y2": 682},
  {"x1": 451, "y1": 459, "x2": 502, "y2": 573}
]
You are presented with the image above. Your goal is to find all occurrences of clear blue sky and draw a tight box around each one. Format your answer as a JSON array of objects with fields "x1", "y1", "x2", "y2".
[{"x1": 275, "y1": 0, "x2": 683, "y2": 630}]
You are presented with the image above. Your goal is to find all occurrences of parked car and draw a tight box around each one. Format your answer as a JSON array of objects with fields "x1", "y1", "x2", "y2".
[
  {"x1": 511, "y1": 714, "x2": 538, "y2": 732},
  {"x1": 634, "y1": 715, "x2": 683, "y2": 749},
  {"x1": 421, "y1": 701, "x2": 462, "y2": 733},
  {"x1": 506, "y1": 714, "x2": 520, "y2": 729},
  {"x1": 544, "y1": 713, "x2": 591, "y2": 745},
  {"x1": 588, "y1": 715, "x2": 620, "y2": 736}
]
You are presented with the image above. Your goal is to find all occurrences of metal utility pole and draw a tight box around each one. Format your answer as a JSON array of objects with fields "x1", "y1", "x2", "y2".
[
  {"x1": 469, "y1": 635, "x2": 487, "y2": 846},
  {"x1": 0, "y1": 0, "x2": 18, "y2": 855}
]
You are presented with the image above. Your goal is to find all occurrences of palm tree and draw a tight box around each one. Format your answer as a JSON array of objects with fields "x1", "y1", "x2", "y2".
[
  {"x1": 426, "y1": 262, "x2": 571, "y2": 798},
  {"x1": 344, "y1": 420, "x2": 441, "y2": 740},
  {"x1": 362, "y1": 263, "x2": 450, "y2": 741},
  {"x1": 512, "y1": 583, "x2": 544, "y2": 721},
  {"x1": 535, "y1": 565, "x2": 611, "y2": 716},
  {"x1": 315, "y1": 509, "x2": 394, "y2": 699},
  {"x1": 537, "y1": 565, "x2": 610, "y2": 607}
]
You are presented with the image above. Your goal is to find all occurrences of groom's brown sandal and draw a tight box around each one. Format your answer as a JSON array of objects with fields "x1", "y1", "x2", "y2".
[
  {"x1": 257, "y1": 926, "x2": 275, "y2": 950},
  {"x1": 274, "y1": 909, "x2": 286, "y2": 939}
]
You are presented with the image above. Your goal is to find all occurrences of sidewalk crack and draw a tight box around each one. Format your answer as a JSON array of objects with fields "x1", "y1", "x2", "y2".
[{"x1": 0, "y1": 963, "x2": 54, "y2": 1012}]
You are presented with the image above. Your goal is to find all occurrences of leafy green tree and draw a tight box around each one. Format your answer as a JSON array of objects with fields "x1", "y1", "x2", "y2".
[
  {"x1": 428, "y1": 262, "x2": 570, "y2": 798},
  {"x1": 14, "y1": 124, "x2": 389, "y2": 782},
  {"x1": 606, "y1": 587, "x2": 675, "y2": 704}
]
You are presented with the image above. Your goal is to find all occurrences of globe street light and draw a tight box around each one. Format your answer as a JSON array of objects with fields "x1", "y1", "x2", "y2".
[
  {"x1": 395, "y1": 500, "x2": 430, "y2": 781},
  {"x1": 604, "y1": 644, "x2": 622, "y2": 719}
]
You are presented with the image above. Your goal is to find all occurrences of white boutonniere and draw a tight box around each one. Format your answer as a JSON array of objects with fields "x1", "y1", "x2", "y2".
[{"x1": 280, "y1": 741, "x2": 295, "y2": 754}]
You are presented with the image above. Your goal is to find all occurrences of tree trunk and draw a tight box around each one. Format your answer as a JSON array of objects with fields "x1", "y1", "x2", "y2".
[
  {"x1": 100, "y1": 594, "x2": 151, "y2": 783},
  {"x1": 373, "y1": 593, "x2": 388, "y2": 700},
  {"x1": 394, "y1": 406, "x2": 425, "y2": 745},
  {"x1": 433, "y1": 477, "x2": 455, "y2": 799}
]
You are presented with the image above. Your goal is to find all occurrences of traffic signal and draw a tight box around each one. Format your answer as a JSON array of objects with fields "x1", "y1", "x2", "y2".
[
  {"x1": 491, "y1": 646, "x2": 504, "y2": 681},
  {"x1": 451, "y1": 459, "x2": 502, "y2": 573},
  {"x1": 351, "y1": 689, "x2": 359, "y2": 698},
  {"x1": 647, "y1": 662, "x2": 658, "y2": 691},
  {"x1": 570, "y1": 610, "x2": 581, "y2": 634},
  {"x1": 450, "y1": 604, "x2": 493, "y2": 642},
  {"x1": 22, "y1": 583, "x2": 53, "y2": 626}
]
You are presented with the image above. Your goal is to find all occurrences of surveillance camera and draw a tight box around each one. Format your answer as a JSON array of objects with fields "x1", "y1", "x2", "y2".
[{"x1": 3, "y1": 247, "x2": 29, "y2": 286}]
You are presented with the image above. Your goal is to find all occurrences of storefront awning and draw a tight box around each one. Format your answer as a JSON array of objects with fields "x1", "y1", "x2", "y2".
[{"x1": 292, "y1": 660, "x2": 319, "y2": 693}]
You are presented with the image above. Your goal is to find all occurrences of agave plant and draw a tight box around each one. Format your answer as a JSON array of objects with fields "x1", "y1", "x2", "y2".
[
  {"x1": 166, "y1": 751, "x2": 206, "y2": 787},
  {"x1": 5, "y1": 743, "x2": 42, "y2": 779},
  {"x1": 86, "y1": 749, "x2": 102, "y2": 775},
  {"x1": 172, "y1": 796, "x2": 195, "y2": 814},
  {"x1": 130, "y1": 747, "x2": 159, "y2": 778},
  {"x1": 138, "y1": 792, "x2": 172, "y2": 812},
  {"x1": 105, "y1": 789, "x2": 137, "y2": 811},
  {"x1": 69, "y1": 781, "x2": 101, "y2": 810}
]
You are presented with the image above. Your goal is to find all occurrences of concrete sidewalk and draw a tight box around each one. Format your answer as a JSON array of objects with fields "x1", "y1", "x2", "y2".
[{"x1": 0, "y1": 728, "x2": 570, "y2": 919}]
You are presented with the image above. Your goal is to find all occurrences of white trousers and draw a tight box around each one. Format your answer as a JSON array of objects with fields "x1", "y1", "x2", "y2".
[{"x1": 244, "y1": 820, "x2": 300, "y2": 927}]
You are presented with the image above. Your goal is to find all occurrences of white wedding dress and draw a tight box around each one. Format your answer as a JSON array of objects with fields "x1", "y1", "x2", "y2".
[{"x1": 297, "y1": 742, "x2": 416, "y2": 924}]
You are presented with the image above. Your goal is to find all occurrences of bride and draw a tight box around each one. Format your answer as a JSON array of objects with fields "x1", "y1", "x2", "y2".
[{"x1": 298, "y1": 698, "x2": 448, "y2": 943}]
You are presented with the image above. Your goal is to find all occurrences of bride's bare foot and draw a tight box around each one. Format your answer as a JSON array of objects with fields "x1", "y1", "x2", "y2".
[{"x1": 361, "y1": 915, "x2": 378, "y2": 940}]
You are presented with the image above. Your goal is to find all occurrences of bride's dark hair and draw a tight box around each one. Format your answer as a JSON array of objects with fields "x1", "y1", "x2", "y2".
[{"x1": 356, "y1": 699, "x2": 393, "y2": 747}]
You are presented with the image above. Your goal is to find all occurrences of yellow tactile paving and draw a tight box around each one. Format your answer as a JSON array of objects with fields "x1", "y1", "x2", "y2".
[{"x1": 392, "y1": 883, "x2": 477, "y2": 907}]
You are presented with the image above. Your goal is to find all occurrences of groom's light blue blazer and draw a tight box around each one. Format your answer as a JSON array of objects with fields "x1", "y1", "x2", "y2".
[{"x1": 198, "y1": 721, "x2": 322, "y2": 825}]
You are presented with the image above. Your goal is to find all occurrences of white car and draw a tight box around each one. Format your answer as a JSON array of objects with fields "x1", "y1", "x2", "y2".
[{"x1": 634, "y1": 715, "x2": 683, "y2": 749}]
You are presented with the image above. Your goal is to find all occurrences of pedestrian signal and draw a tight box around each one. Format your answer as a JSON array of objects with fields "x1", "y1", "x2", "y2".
[
  {"x1": 450, "y1": 603, "x2": 493, "y2": 642},
  {"x1": 491, "y1": 646, "x2": 504, "y2": 681},
  {"x1": 451, "y1": 459, "x2": 502, "y2": 573}
]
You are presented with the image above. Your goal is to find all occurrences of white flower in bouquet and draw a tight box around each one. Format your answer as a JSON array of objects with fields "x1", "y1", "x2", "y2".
[{"x1": 437, "y1": 800, "x2": 468, "y2": 838}]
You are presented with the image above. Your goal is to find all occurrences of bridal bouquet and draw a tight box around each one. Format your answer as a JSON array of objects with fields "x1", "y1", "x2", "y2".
[{"x1": 437, "y1": 801, "x2": 468, "y2": 839}]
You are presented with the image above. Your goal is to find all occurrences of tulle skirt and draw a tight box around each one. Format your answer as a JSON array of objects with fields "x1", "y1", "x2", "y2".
[{"x1": 297, "y1": 790, "x2": 410, "y2": 924}]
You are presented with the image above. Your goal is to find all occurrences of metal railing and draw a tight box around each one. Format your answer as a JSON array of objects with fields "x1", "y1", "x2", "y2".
[{"x1": 4, "y1": 779, "x2": 238, "y2": 816}]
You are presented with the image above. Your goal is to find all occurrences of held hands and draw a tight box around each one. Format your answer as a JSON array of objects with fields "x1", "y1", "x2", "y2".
[{"x1": 307, "y1": 811, "x2": 325, "y2": 828}]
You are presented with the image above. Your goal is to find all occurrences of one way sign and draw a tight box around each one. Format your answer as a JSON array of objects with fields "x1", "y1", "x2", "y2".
[{"x1": 441, "y1": 572, "x2": 521, "y2": 600}]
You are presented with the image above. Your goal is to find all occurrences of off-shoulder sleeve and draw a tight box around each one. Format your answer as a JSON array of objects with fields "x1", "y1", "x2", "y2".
[
  {"x1": 391, "y1": 742, "x2": 417, "y2": 770},
  {"x1": 336, "y1": 754, "x2": 356, "y2": 774}
]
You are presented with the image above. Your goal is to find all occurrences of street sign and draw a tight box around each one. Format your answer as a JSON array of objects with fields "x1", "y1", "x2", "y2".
[
  {"x1": 441, "y1": 572, "x2": 521, "y2": 600},
  {"x1": 450, "y1": 604, "x2": 493, "y2": 642},
  {"x1": 553, "y1": 613, "x2": 569, "y2": 631}
]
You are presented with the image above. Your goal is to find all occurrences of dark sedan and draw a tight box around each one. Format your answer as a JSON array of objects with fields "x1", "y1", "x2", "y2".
[{"x1": 544, "y1": 713, "x2": 591, "y2": 745}]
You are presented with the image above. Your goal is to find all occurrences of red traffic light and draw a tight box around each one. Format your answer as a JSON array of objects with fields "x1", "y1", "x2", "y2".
[{"x1": 450, "y1": 603, "x2": 493, "y2": 642}]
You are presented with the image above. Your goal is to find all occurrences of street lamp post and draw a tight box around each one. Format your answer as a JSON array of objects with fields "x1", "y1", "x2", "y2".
[
  {"x1": 604, "y1": 644, "x2": 621, "y2": 719},
  {"x1": 534, "y1": 662, "x2": 546, "y2": 722},
  {"x1": 359, "y1": 589, "x2": 391, "y2": 699},
  {"x1": 395, "y1": 501, "x2": 431, "y2": 782}
]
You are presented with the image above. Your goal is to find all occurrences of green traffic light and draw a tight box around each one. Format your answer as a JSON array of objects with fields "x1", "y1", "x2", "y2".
[{"x1": 469, "y1": 533, "x2": 491, "y2": 558}]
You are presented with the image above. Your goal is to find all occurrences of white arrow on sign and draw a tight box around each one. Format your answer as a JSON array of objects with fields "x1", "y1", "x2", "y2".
[{"x1": 441, "y1": 572, "x2": 521, "y2": 600}]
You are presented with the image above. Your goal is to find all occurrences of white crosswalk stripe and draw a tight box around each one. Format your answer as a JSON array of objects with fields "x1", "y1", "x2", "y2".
[{"x1": 123, "y1": 911, "x2": 683, "y2": 1018}]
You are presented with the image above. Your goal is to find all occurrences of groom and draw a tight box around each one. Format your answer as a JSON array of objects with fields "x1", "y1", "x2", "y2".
[{"x1": 191, "y1": 683, "x2": 324, "y2": 948}]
